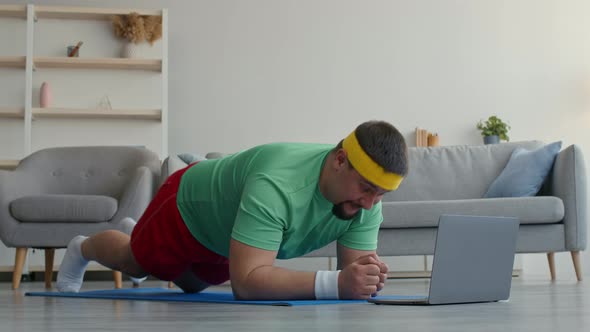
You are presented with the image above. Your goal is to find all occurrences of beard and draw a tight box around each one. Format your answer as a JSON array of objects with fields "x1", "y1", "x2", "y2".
[{"x1": 332, "y1": 202, "x2": 360, "y2": 220}]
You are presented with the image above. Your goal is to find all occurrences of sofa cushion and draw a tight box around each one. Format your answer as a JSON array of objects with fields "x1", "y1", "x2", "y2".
[
  {"x1": 383, "y1": 141, "x2": 545, "y2": 202},
  {"x1": 10, "y1": 194, "x2": 117, "y2": 223},
  {"x1": 484, "y1": 141, "x2": 562, "y2": 198},
  {"x1": 381, "y1": 196, "x2": 564, "y2": 228}
]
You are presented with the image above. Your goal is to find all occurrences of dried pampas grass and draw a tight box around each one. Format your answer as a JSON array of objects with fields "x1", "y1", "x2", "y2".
[
  {"x1": 111, "y1": 12, "x2": 162, "y2": 45},
  {"x1": 143, "y1": 15, "x2": 162, "y2": 45}
]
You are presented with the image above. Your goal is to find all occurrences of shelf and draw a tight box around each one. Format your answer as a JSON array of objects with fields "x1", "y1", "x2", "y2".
[
  {"x1": 0, "y1": 159, "x2": 19, "y2": 170},
  {"x1": 0, "y1": 5, "x2": 26, "y2": 18},
  {"x1": 34, "y1": 57, "x2": 161, "y2": 71},
  {"x1": 35, "y1": 6, "x2": 162, "y2": 20},
  {"x1": 0, "y1": 107, "x2": 24, "y2": 118},
  {"x1": 32, "y1": 108, "x2": 162, "y2": 120},
  {"x1": 1, "y1": 5, "x2": 161, "y2": 20},
  {"x1": 0, "y1": 56, "x2": 26, "y2": 68}
]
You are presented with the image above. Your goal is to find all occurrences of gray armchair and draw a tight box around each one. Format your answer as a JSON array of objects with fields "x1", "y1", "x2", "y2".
[{"x1": 0, "y1": 146, "x2": 161, "y2": 289}]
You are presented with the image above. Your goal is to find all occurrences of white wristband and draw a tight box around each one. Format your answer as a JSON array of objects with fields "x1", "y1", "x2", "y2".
[{"x1": 314, "y1": 270, "x2": 341, "y2": 300}]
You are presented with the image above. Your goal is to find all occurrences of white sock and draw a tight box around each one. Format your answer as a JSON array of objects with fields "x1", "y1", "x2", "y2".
[
  {"x1": 57, "y1": 235, "x2": 89, "y2": 293},
  {"x1": 130, "y1": 276, "x2": 147, "y2": 284},
  {"x1": 118, "y1": 217, "x2": 137, "y2": 235}
]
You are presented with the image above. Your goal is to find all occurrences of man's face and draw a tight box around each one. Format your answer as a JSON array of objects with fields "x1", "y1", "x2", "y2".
[{"x1": 331, "y1": 159, "x2": 388, "y2": 220}]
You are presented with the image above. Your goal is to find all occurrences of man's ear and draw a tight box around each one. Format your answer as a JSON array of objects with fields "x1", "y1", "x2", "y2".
[{"x1": 334, "y1": 149, "x2": 348, "y2": 170}]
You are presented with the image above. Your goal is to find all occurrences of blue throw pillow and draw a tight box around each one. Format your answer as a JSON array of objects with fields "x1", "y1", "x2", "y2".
[
  {"x1": 177, "y1": 153, "x2": 205, "y2": 164},
  {"x1": 484, "y1": 141, "x2": 562, "y2": 198}
]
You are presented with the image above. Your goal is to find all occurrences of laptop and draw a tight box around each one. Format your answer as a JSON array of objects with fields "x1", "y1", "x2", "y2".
[{"x1": 368, "y1": 214, "x2": 519, "y2": 305}]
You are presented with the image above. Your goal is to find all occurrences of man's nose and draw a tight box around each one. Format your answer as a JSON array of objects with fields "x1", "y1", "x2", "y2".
[{"x1": 358, "y1": 192, "x2": 378, "y2": 210}]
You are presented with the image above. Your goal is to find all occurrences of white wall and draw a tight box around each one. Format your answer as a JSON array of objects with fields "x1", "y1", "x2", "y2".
[{"x1": 2, "y1": 0, "x2": 589, "y2": 280}]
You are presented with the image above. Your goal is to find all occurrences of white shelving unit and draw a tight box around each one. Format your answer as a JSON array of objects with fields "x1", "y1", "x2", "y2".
[
  {"x1": 0, "y1": 5, "x2": 26, "y2": 169},
  {"x1": 0, "y1": 4, "x2": 168, "y2": 169}
]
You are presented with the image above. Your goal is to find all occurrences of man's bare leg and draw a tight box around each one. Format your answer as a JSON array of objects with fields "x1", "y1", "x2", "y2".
[
  {"x1": 83, "y1": 230, "x2": 146, "y2": 276},
  {"x1": 173, "y1": 269, "x2": 210, "y2": 293},
  {"x1": 57, "y1": 229, "x2": 146, "y2": 292}
]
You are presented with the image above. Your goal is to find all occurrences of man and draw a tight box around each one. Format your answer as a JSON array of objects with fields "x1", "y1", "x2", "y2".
[{"x1": 57, "y1": 120, "x2": 408, "y2": 300}]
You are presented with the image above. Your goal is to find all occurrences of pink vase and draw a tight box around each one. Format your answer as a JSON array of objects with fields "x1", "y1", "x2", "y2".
[{"x1": 40, "y1": 82, "x2": 52, "y2": 108}]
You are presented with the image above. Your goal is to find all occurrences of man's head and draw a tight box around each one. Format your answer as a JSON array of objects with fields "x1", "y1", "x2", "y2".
[{"x1": 322, "y1": 120, "x2": 408, "y2": 220}]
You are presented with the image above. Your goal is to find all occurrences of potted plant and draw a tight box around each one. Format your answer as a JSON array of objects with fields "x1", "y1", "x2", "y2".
[
  {"x1": 111, "y1": 12, "x2": 162, "y2": 58},
  {"x1": 476, "y1": 116, "x2": 510, "y2": 144}
]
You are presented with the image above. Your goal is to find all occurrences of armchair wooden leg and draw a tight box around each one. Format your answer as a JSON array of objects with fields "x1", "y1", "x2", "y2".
[
  {"x1": 547, "y1": 252, "x2": 556, "y2": 281},
  {"x1": 571, "y1": 251, "x2": 583, "y2": 281},
  {"x1": 44, "y1": 249, "x2": 55, "y2": 289},
  {"x1": 12, "y1": 248, "x2": 28, "y2": 290},
  {"x1": 113, "y1": 271, "x2": 123, "y2": 289}
]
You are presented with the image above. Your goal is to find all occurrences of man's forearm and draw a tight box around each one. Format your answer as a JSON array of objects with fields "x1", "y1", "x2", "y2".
[{"x1": 231, "y1": 265, "x2": 317, "y2": 300}]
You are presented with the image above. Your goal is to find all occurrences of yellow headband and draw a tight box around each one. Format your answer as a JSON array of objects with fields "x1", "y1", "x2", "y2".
[{"x1": 342, "y1": 131, "x2": 404, "y2": 191}]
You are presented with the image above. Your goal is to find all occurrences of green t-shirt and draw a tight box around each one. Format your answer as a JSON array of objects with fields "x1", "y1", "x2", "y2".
[{"x1": 176, "y1": 142, "x2": 383, "y2": 259}]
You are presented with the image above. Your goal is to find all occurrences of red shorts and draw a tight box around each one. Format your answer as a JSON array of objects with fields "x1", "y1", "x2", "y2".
[{"x1": 130, "y1": 163, "x2": 230, "y2": 285}]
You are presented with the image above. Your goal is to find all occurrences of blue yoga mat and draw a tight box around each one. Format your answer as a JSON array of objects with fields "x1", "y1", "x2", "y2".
[{"x1": 26, "y1": 288, "x2": 402, "y2": 306}]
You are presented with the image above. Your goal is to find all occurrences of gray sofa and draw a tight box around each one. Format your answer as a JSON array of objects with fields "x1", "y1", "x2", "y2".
[{"x1": 164, "y1": 141, "x2": 587, "y2": 280}]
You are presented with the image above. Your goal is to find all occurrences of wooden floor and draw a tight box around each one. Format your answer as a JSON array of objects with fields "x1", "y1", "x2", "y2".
[{"x1": 0, "y1": 277, "x2": 588, "y2": 332}]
